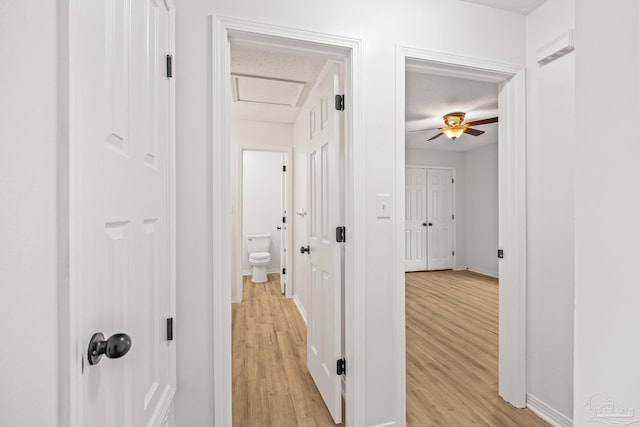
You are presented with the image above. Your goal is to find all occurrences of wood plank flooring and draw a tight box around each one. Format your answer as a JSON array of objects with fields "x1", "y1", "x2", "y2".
[
  {"x1": 406, "y1": 270, "x2": 549, "y2": 426},
  {"x1": 232, "y1": 274, "x2": 341, "y2": 426},
  {"x1": 233, "y1": 271, "x2": 549, "y2": 426}
]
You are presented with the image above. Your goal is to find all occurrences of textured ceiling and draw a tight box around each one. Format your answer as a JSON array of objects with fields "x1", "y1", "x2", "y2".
[
  {"x1": 230, "y1": 44, "x2": 327, "y2": 123},
  {"x1": 405, "y1": 71, "x2": 499, "y2": 152},
  {"x1": 457, "y1": 0, "x2": 548, "y2": 15}
]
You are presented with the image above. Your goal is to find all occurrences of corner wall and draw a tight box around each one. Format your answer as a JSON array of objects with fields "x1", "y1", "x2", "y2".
[
  {"x1": 574, "y1": 0, "x2": 640, "y2": 425},
  {"x1": 525, "y1": 0, "x2": 575, "y2": 421}
]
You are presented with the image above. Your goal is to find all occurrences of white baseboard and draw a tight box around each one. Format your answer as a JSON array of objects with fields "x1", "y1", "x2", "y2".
[
  {"x1": 467, "y1": 265, "x2": 499, "y2": 278},
  {"x1": 527, "y1": 394, "x2": 572, "y2": 427},
  {"x1": 242, "y1": 269, "x2": 282, "y2": 276},
  {"x1": 368, "y1": 422, "x2": 397, "y2": 427},
  {"x1": 293, "y1": 294, "x2": 307, "y2": 325}
]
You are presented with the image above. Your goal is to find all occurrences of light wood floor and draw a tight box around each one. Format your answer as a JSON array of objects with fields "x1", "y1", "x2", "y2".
[
  {"x1": 406, "y1": 270, "x2": 549, "y2": 426},
  {"x1": 232, "y1": 274, "x2": 342, "y2": 426},
  {"x1": 233, "y1": 271, "x2": 548, "y2": 426}
]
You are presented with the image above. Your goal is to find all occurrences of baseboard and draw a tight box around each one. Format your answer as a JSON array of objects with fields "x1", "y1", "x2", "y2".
[
  {"x1": 527, "y1": 394, "x2": 572, "y2": 427},
  {"x1": 242, "y1": 270, "x2": 282, "y2": 276},
  {"x1": 293, "y1": 294, "x2": 307, "y2": 325},
  {"x1": 467, "y1": 265, "x2": 499, "y2": 278},
  {"x1": 368, "y1": 422, "x2": 397, "y2": 427}
]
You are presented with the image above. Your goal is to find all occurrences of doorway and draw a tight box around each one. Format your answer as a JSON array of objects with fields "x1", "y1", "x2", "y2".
[
  {"x1": 394, "y1": 48, "x2": 527, "y2": 417},
  {"x1": 217, "y1": 20, "x2": 361, "y2": 426}
]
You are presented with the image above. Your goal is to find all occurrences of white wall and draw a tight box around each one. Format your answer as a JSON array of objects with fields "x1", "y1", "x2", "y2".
[
  {"x1": 0, "y1": 1, "x2": 58, "y2": 425},
  {"x1": 242, "y1": 151, "x2": 283, "y2": 274},
  {"x1": 174, "y1": 0, "x2": 525, "y2": 424},
  {"x1": 465, "y1": 143, "x2": 499, "y2": 277},
  {"x1": 406, "y1": 149, "x2": 467, "y2": 269},
  {"x1": 231, "y1": 119, "x2": 292, "y2": 302},
  {"x1": 574, "y1": 0, "x2": 640, "y2": 425},
  {"x1": 525, "y1": 0, "x2": 575, "y2": 421}
]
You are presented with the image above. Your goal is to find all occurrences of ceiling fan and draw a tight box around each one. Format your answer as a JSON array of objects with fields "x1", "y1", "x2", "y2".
[{"x1": 410, "y1": 112, "x2": 498, "y2": 141}]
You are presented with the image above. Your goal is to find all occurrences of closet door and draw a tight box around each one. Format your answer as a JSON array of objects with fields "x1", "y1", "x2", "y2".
[{"x1": 405, "y1": 167, "x2": 428, "y2": 271}]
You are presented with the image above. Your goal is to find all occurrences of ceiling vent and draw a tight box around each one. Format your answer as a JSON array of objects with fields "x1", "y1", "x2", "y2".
[{"x1": 231, "y1": 74, "x2": 306, "y2": 107}]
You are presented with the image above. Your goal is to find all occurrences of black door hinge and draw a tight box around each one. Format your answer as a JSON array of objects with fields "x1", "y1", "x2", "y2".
[
  {"x1": 282, "y1": 216, "x2": 286, "y2": 224},
  {"x1": 452, "y1": 250, "x2": 455, "y2": 256},
  {"x1": 498, "y1": 249, "x2": 504, "y2": 259},
  {"x1": 335, "y1": 94, "x2": 345, "y2": 111},
  {"x1": 282, "y1": 268, "x2": 286, "y2": 275},
  {"x1": 167, "y1": 317, "x2": 174, "y2": 341},
  {"x1": 166, "y1": 54, "x2": 173, "y2": 78},
  {"x1": 336, "y1": 226, "x2": 346, "y2": 243},
  {"x1": 337, "y1": 358, "x2": 346, "y2": 375},
  {"x1": 282, "y1": 165, "x2": 286, "y2": 172}
]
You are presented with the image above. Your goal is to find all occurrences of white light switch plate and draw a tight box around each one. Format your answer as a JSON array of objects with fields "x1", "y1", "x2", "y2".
[{"x1": 376, "y1": 194, "x2": 391, "y2": 218}]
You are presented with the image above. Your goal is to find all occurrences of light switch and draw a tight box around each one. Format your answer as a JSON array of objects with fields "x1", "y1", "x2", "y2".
[{"x1": 376, "y1": 194, "x2": 391, "y2": 219}]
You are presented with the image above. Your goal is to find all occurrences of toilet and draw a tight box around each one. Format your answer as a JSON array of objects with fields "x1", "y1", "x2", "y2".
[{"x1": 247, "y1": 234, "x2": 271, "y2": 283}]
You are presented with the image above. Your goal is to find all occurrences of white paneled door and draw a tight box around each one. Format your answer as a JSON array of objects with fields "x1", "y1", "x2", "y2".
[
  {"x1": 404, "y1": 167, "x2": 454, "y2": 272},
  {"x1": 72, "y1": 1, "x2": 175, "y2": 426},
  {"x1": 405, "y1": 167, "x2": 428, "y2": 271},
  {"x1": 306, "y1": 62, "x2": 343, "y2": 424},
  {"x1": 427, "y1": 169, "x2": 454, "y2": 270}
]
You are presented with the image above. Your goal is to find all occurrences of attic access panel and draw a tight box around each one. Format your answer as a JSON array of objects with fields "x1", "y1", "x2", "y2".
[{"x1": 231, "y1": 74, "x2": 306, "y2": 107}]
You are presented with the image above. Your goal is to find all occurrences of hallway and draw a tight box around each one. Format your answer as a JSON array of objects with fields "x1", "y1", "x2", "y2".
[{"x1": 232, "y1": 274, "x2": 341, "y2": 426}]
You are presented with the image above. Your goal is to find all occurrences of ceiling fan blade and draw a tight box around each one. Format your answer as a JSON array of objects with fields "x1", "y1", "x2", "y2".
[
  {"x1": 427, "y1": 132, "x2": 445, "y2": 141},
  {"x1": 464, "y1": 127, "x2": 485, "y2": 136},
  {"x1": 465, "y1": 117, "x2": 498, "y2": 127},
  {"x1": 409, "y1": 126, "x2": 442, "y2": 133}
]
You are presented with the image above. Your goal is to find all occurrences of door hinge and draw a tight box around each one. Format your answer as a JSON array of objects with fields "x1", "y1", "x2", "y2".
[
  {"x1": 498, "y1": 249, "x2": 504, "y2": 259},
  {"x1": 336, "y1": 226, "x2": 346, "y2": 243},
  {"x1": 282, "y1": 268, "x2": 286, "y2": 275},
  {"x1": 452, "y1": 178, "x2": 455, "y2": 184},
  {"x1": 166, "y1": 54, "x2": 173, "y2": 78},
  {"x1": 167, "y1": 317, "x2": 174, "y2": 341},
  {"x1": 452, "y1": 214, "x2": 455, "y2": 220},
  {"x1": 452, "y1": 250, "x2": 455, "y2": 256},
  {"x1": 335, "y1": 94, "x2": 345, "y2": 111},
  {"x1": 337, "y1": 358, "x2": 346, "y2": 375},
  {"x1": 282, "y1": 216, "x2": 286, "y2": 224},
  {"x1": 282, "y1": 165, "x2": 286, "y2": 172}
]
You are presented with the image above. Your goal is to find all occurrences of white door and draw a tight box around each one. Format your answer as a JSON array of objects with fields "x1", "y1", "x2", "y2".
[
  {"x1": 280, "y1": 154, "x2": 287, "y2": 294},
  {"x1": 405, "y1": 167, "x2": 428, "y2": 271},
  {"x1": 306, "y1": 62, "x2": 343, "y2": 424},
  {"x1": 427, "y1": 169, "x2": 454, "y2": 270},
  {"x1": 72, "y1": 1, "x2": 175, "y2": 426}
]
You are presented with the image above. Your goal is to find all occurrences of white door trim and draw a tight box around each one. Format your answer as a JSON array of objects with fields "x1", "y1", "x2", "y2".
[
  {"x1": 212, "y1": 16, "x2": 364, "y2": 426},
  {"x1": 395, "y1": 45, "x2": 527, "y2": 421},
  {"x1": 233, "y1": 145, "x2": 293, "y2": 302}
]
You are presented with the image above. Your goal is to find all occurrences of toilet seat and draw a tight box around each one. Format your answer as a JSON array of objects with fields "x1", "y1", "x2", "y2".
[{"x1": 249, "y1": 252, "x2": 270, "y2": 262}]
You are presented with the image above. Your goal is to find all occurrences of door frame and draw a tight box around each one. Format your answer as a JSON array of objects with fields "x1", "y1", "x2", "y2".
[
  {"x1": 211, "y1": 16, "x2": 364, "y2": 426},
  {"x1": 233, "y1": 145, "x2": 293, "y2": 302},
  {"x1": 62, "y1": 1, "x2": 178, "y2": 425},
  {"x1": 405, "y1": 165, "x2": 457, "y2": 272},
  {"x1": 395, "y1": 46, "x2": 527, "y2": 412}
]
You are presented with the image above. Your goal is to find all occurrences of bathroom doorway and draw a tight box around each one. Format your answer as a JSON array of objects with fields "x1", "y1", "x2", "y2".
[{"x1": 234, "y1": 147, "x2": 292, "y2": 303}]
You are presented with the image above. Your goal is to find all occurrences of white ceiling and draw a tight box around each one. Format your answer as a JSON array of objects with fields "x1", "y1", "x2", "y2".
[
  {"x1": 230, "y1": 43, "x2": 327, "y2": 123},
  {"x1": 405, "y1": 71, "x2": 499, "y2": 152},
  {"x1": 457, "y1": 0, "x2": 548, "y2": 15},
  {"x1": 230, "y1": 42, "x2": 500, "y2": 152}
]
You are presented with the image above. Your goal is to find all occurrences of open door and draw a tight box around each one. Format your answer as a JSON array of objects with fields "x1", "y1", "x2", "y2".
[
  {"x1": 280, "y1": 153, "x2": 287, "y2": 294},
  {"x1": 71, "y1": 1, "x2": 176, "y2": 425},
  {"x1": 304, "y1": 62, "x2": 343, "y2": 424}
]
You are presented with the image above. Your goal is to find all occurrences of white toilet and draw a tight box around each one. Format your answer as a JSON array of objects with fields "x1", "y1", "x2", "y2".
[{"x1": 247, "y1": 234, "x2": 271, "y2": 283}]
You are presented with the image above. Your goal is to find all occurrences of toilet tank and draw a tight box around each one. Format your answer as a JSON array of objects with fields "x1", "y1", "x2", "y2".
[{"x1": 247, "y1": 234, "x2": 271, "y2": 253}]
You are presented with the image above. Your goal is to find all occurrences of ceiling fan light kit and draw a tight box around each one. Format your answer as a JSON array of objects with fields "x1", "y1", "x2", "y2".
[
  {"x1": 443, "y1": 126, "x2": 465, "y2": 140},
  {"x1": 411, "y1": 111, "x2": 499, "y2": 142}
]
